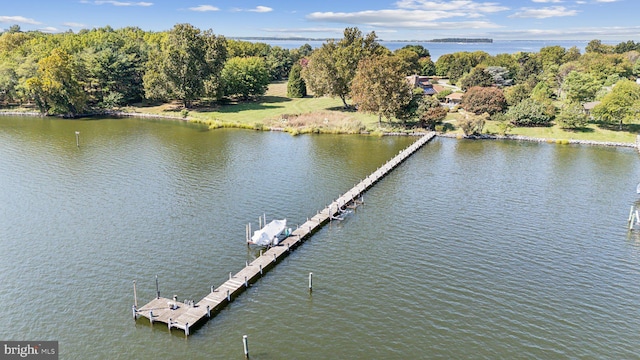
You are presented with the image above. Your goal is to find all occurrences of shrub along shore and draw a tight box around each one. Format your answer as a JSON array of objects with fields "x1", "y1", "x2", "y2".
[{"x1": 1, "y1": 106, "x2": 636, "y2": 149}]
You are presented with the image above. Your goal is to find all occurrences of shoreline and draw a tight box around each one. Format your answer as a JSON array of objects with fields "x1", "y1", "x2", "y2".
[
  {"x1": 0, "y1": 110, "x2": 636, "y2": 149},
  {"x1": 437, "y1": 133, "x2": 636, "y2": 149}
]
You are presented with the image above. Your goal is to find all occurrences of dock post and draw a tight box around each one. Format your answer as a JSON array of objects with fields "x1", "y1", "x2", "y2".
[
  {"x1": 132, "y1": 305, "x2": 137, "y2": 320},
  {"x1": 244, "y1": 276, "x2": 248, "y2": 288},
  {"x1": 259, "y1": 264, "x2": 263, "y2": 275},
  {"x1": 75, "y1": 131, "x2": 80, "y2": 147},
  {"x1": 229, "y1": 272, "x2": 232, "y2": 280},
  {"x1": 273, "y1": 253, "x2": 277, "y2": 263},
  {"x1": 149, "y1": 310, "x2": 154, "y2": 324},
  {"x1": 309, "y1": 272, "x2": 313, "y2": 292},
  {"x1": 628, "y1": 206, "x2": 634, "y2": 223},
  {"x1": 243, "y1": 335, "x2": 249, "y2": 358},
  {"x1": 246, "y1": 260, "x2": 249, "y2": 267},
  {"x1": 211, "y1": 285, "x2": 214, "y2": 293},
  {"x1": 168, "y1": 318, "x2": 172, "y2": 331},
  {"x1": 227, "y1": 289, "x2": 231, "y2": 302},
  {"x1": 185, "y1": 323, "x2": 189, "y2": 336},
  {"x1": 133, "y1": 280, "x2": 138, "y2": 308},
  {"x1": 155, "y1": 275, "x2": 160, "y2": 299},
  {"x1": 206, "y1": 305, "x2": 211, "y2": 318}
]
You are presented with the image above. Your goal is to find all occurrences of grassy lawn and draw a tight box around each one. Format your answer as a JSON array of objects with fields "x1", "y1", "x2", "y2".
[
  {"x1": 126, "y1": 81, "x2": 384, "y2": 134},
  {"x1": 443, "y1": 112, "x2": 637, "y2": 144},
  {"x1": 118, "y1": 82, "x2": 638, "y2": 143}
]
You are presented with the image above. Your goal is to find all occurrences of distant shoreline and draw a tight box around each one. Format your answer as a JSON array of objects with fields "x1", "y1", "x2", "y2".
[{"x1": 231, "y1": 36, "x2": 493, "y2": 43}]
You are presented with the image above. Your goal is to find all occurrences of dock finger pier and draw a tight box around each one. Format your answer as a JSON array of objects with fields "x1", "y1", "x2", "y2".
[{"x1": 133, "y1": 132, "x2": 436, "y2": 336}]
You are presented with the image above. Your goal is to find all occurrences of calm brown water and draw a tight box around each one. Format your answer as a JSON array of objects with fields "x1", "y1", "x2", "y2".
[{"x1": 1, "y1": 116, "x2": 639, "y2": 359}]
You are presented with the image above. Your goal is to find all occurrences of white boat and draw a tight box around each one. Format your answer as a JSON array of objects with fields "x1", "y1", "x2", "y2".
[{"x1": 248, "y1": 219, "x2": 290, "y2": 246}]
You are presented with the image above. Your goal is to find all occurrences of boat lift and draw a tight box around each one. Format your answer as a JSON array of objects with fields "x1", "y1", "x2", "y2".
[{"x1": 628, "y1": 206, "x2": 640, "y2": 230}]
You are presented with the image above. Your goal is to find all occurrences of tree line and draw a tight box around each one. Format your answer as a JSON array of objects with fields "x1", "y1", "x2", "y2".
[
  {"x1": 299, "y1": 28, "x2": 640, "y2": 133},
  {"x1": 1, "y1": 23, "x2": 640, "y2": 133},
  {"x1": 0, "y1": 24, "x2": 312, "y2": 115}
]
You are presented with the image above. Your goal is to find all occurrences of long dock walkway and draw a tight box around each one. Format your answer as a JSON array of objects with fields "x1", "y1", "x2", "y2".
[{"x1": 134, "y1": 132, "x2": 436, "y2": 335}]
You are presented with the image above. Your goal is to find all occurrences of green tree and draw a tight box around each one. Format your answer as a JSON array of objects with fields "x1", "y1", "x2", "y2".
[
  {"x1": 350, "y1": 55, "x2": 412, "y2": 125},
  {"x1": 302, "y1": 27, "x2": 383, "y2": 108},
  {"x1": 435, "y1": 51, "x2": 489, "y2": 85},
  {"x1": 459, "y1": 66, "x2": 493, "y2": 90},
  {"x1": 560, "y1": 71, "x2": 601, "y2": 103},
  {"x1": 394, "y1": 48, "x2": 421, "y2": 75},
  {"x1": 592, "y1": 79, "x2": 640, "y2": 130},
  {"x1": 586, "y1": 39, "x2": 613, "y2": 54},
  {"x1": 221, "y1": 56, "x2": 270, "y2": 100},
  {"x1": 265, "y1": 46, "x2": 293, "y2": 81},
  {"x1": 286, "y1": 62, "x2": 306, "y2": 98},
  {"x1": 505, "y1": 98, "x2": 552, "y2": 127},
  {"x1": 539, "y1": 45, "x2": 567, "y2": 70},
  {"x1": 556, "y1": 101, "x2": 588, "y2": 129},
  {"x1": 461, "y1": 86, "x2": 507, "y2": 115},
  {"x1": 143, "y1": 24, "x2": 226, "y2": 107},
  {"x1": 398, "y1": 44, "x2": 430, "y2": 58},
  {"x1": 504, "y1": 83, "x2": 532, "y2": 106},
  {"x1": 25, "y1": 49, "x2": 86, "y2": 115},
  {"x1": 458, "y1": 112, "x2": 487, "y2": 136},
  {"x1": 418, "y1": 57, "x2": 436, "y2": 76},
  {"x1": 514, "y1": 52, "x2": 541, "y2": 86}
]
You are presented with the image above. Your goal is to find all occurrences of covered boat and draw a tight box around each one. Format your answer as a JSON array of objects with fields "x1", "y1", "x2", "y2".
[{"x1": 249, "y1": 219, "x2": 289, "y2": 246}]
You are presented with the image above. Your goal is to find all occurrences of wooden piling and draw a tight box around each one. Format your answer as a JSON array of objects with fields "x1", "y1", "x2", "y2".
[{"x1": 134, "y1": 133, "x2": 436, "y2": 336}]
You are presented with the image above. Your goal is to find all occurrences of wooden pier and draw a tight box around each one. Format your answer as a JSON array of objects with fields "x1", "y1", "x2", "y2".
[{"x1": 134, "y1": 132, "x2": 436, "y2": 335}]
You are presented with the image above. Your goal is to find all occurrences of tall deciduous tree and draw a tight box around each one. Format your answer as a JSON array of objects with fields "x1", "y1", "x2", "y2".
[
  {"x1": 556, "y1": 101, "x2": 588, "y2": 129},
  {"x1": 25, "y1": 49, "x2": 85, "y2": 115},
  {"x1": 592, "y1": 79, "x2": 640, "y2": 130},
  {"x1": 560, "y1": 70, "x2": 601, "y2": 103},
  {"x1": 350, "y1": 55, "x2": 412, "y2": 125},
  {"x1": 301, "y1": 27, "x2": 383, "y2": 108},
  {"x1": 143, "y1": 23, "x2": 226, "y2": 107},
  {"x1": 221, "y1": 56, "x2": 270, "y2": 100},
  {"x1": 505, "y1": 98, "x2": 552, "y2": 127}
]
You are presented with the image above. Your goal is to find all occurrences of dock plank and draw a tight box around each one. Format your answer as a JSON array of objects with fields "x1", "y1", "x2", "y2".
[{"x1": 134, "y1": 132, "x2": 436, "y2": 335}]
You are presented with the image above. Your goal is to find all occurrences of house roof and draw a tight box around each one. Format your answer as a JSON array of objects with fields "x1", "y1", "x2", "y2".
[
  {"x1": 432, "y1": 84, "x2": 446, "y2": 93},
  {"x1": 446, "y1": 92, "x2": 464, "y2": 100}
]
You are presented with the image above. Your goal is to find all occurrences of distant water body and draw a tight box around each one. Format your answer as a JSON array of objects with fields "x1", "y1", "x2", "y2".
[{"x1": 255, "y1": 39, "x2": 618, "y2": 60}]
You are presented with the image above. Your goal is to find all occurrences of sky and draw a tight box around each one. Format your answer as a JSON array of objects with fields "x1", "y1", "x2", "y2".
[{"x1": 0, "y1": 0, "x2": 637, "y2": 41}]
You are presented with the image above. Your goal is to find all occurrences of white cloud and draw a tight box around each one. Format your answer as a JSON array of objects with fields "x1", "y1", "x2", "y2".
[
  {"x1": 38, "y1": 26, "x2": 59, "y2": 33},
  {"x1": 63, "y1": 22, "x2": 87, "y2": 27},
  {"x1": 509, "y1": 6, "x2": 578, "y2": 18},
  {"x1": 491, "y1": 25, "x2": 640, "y2": 39},
  {"x1": 594, "y1": 0, "x2": 618, "y2": 2},
  {"x1": 532, "y1": 0, "x2": 563, "y2": 3},
  {"x1": 188, "y1": 5, "x2": 219, "y2": 12},
  {"x1": 262, "y1": 27, "x2": 350, "y2": 33},
  {"x1": 249, "y1": 6, "x2": 273, "y2": 13},
  {"x1": 233, "y1": 6, "x2": 273, "y2": 13},
  {"x1": 92, "y1": 1, "x2": 152, "y2": 6},
  {"x1": 307, "y1": 9, "x2": 505, "y2": 30},
  {"x1": 0, "y1": 15, "x2": 41, "y2": 25},
  {"x1": 395, "y1": 0, "x2": 509, "y2": 13}
]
